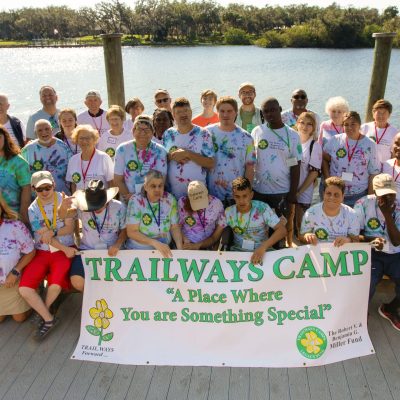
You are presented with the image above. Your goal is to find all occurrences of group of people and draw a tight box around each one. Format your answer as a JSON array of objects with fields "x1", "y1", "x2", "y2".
[{"x1": 1, "y1": 82, "x2": 400, "y2": 340}]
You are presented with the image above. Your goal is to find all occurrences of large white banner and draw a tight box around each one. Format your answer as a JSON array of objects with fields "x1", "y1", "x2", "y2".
[{"x1": 72, "y1": 244, "x2": 375, "y2": 367}]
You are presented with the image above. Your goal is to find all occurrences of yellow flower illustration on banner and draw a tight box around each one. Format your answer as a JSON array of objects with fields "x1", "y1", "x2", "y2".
[
  {"x1": 86, "y1": 299, "x2": 114, "y2": 345},
  {"x1": 300, "y1": 331, "x2": 324, "y2": 354}
]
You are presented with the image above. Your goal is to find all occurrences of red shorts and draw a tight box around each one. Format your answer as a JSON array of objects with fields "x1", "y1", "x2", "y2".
[{"x1": 19, "y1": 249, "x2": 72, "y2": 290}]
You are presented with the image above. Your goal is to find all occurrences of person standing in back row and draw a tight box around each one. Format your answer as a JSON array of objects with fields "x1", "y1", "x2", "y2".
[{"x1": 235, "y1": 82, "x2": 263, "y2": 133}]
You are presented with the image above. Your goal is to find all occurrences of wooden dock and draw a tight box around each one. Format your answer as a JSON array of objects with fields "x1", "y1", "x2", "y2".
[{"x1": 1, "y1": 280, "x2": 400, "y2": 400}]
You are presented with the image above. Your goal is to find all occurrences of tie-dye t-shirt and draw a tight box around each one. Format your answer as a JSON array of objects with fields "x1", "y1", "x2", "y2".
[
  {"x1": 96, "y1": 129, "x2": 132, "y2": 160},
  {"x1": 0, "y1": 220, "x2": 34, "y2": 281},
  {"x1": 225, "y1": 200, "x2": 280, "y2": 251},
  {"x1": 300, "y1": 202, "x2": 359, "y2": 242},
  {"x1": 114, "y1": 140, "x2": 167, "y2": 195},
  {"x1": 125, "y1": 192, "x2": 178, "y2": 249},
  {"x1": 178, "y1": 195, "x2": 227, "y2": 243},
  {"x1": 360, "y1": 122, "x2": 399, "y2": 167},
  {"x1": 319, "y1": 120, "x2": 344, "y2": 149},
  {"x1": 21, "y1": 138, "x2": 72, "y2": 194},
  {"x1": 354, "y1": 195, "x2": 400, "y2": 254},
  {"x1": 251, "y1": 124, "x2": 302, "y2": 194},
  {"x1": 207, "y1": 124, "x2": 256, "y2": 201},
  {"x1": 324, "y1": 133, "x2": 380, "y2": 196},
  {"x1": 163, "y1": 125, "x2": 214, "y2": 199},
  {"x1": 28, "y1": 191, "x2": 75, "y2": 251},
  {"x1": 78, "y1": 199, "x2": 126, "y2": 250},
  {"x1": 382, "y1": 159, "x2": 400, "y2": 201},
  {"x1": 0, "y1": 155, "x2": 31, "y2": 212}
]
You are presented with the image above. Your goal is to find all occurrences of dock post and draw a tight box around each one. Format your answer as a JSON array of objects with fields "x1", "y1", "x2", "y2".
[
  {"x1": 365, "y1": 32, "x2": 396, "y2": 122},
  {"x1": 100, "y1": 33, "x2": 125, "y2": 108}
]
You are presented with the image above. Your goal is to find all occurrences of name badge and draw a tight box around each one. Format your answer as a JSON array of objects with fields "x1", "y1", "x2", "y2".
[
  {"x1": 107, "y1": 137, "x2": 117, "y2": 144},
  {"x1": 135, "y1": 183, "x2": 143, "y2": 193},
  {"x1": 242, "y1": 239, "x2": 255, "y2": 250},
  {"x1": 286, "y1": 157, "x2": 298, "y2": 167},
  {"x1": 342, "y1": 172, "x2": 353, "y2": 182}
]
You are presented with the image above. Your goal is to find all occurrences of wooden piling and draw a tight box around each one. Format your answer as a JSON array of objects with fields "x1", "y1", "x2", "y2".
[
  {"x1": 365, "y1": 32, "x2": 396, "y2": 122},
  {"x1": 101, "y1": 33, "x2": 125, "y2": 109}
]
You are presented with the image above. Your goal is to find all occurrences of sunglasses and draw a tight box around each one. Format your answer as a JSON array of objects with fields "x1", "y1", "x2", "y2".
[
  {"x1": 292, "y1": 95, "x2": 307, "y2": 100},
  {"x1": 156, "y1": 98, "x2": 170, "y2": 104},
  {"x1": 35, "y1": 185, "x2": 53, "y2": 193}
]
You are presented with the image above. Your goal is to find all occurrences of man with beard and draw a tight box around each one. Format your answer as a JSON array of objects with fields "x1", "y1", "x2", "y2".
[{"x1": 235, "y1": 82, "x2": 263, "y2": 133}]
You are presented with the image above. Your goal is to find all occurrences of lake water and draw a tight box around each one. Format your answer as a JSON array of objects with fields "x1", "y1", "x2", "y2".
[{"x1": 1, "y1": 46, "x2": 400, "y2": 127}]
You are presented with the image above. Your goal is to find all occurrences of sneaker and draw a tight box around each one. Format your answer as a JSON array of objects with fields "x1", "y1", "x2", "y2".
[
  {"x1": 378, "y1": 304, "x2": 400, "y2": 332},
  {"x1": 29, "y1": 312, "x2": 43, "y2": 327},
  {"x1": 33, "y1": 317, "x2": 59, "y2": 341}
]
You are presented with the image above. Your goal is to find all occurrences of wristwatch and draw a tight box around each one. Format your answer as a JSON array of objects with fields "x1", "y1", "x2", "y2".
[{"x1": 11, "y1": 268, "x2": 21, "y2": 277}]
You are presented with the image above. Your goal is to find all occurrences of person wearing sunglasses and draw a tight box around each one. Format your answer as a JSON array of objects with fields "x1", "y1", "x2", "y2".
[
  {"x1": 154, "y1": 89, "x2": 172, "y2": 113},
  {"x1": 19, "y1": 171, "x2": 77, "y2": 340},
  {"x1": 281, "y1": 89, "x2": 320, "y2": 130}
]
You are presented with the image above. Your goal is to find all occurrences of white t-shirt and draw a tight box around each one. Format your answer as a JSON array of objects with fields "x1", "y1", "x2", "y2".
[
  {"x1": 28, "y1": 191, "x2": 75, "y2": 251},
  {"x1": 78, "y1": 199, "x2": 126, "y2": 250},
  {"x1": 4, "y1": 119, "x2": 26, "y2": 146},
  {"x1": 298, "y1": 138, "x2": 322, "y2": 204},
  {"x1": 66, "y1": 149, "x2": 114, "y2": 189},
  {"x1": 96, "y1": 128, "x2": 132, "y2": 160},
  {"x1": 123, "y1": 119, "x2": 134, "y2": 134},
  {"x1": 382, "y1": 158, "x2": 400, "y2": 201},
  {"x1": 251, "y1": 124, "x2": 302, "y2": 194},
  {"x1": 324, "y1": 133, "x2": 380, "y2": 196},
  {"x1": 360, "y1": 122, "x2": 398, "y2": 167},
  {"x1": 77, "y1": 110, "x2": 110, "y2": 137},
  {"x1": 300, "y1": 202, "x2": 360, "y2": 242},
  {"x1": 0, "y1": 220, "x2": 34, "y2": 282}
]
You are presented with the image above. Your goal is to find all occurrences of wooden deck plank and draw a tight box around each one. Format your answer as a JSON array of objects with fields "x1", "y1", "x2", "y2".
[
  {"x1": 306, "y1": 366, "x2": 331, "y2": 400},
  {"x1": 187, "y1": 366, "x2": 211, "y2": 400},
  {"x1": 249, "y1": 368, "x2": 269, "y2": 400},
  {"x1": 229, "y1": 367, "x2": 250, "y2": 400},
  {"x1": 342, "y1": 358, "x2": 372, "y2": 400},
  {"x1": 125, "y1": 366, "x2": 155, "y2": 400},
  {"x1": 0, "y1": 317, "x2": 20, "y2": 350},
  {"x1": 166, "y1": 366, "x2": 192, "y2": 400},
  {"x1": 288, "y1": 368, "x2": 310, "y2": 400},
  {"x1": 0, "y1": 294, "x2": 80, "y2": 400},
  {"x1": 207, "y1": 367, "x2": 230, "y2": 400},
  {"x1": 325, "y1": 363, "x2": 352, "y2": 400},
  {"x1": 268, "y1": 369, "x2": 289, "y2": 400},
  {"x1": 145, "y1": 366, "x2": 174, "y2": 400},
  {"x1": 84, "y1": 363, "x2": 118, "y2": 400},
  {"x1": 62, "y1": 362, "x2": 100, "y2": 400},
  {"x1": 104, "y1": 365, "x2": 136, "y2": 400}
]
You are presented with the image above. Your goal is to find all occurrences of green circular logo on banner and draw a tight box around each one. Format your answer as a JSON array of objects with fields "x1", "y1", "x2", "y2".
[
  {"x1": 258, "y1": 139, "x2": 269, "y2": 150},
  {"x1": 296, "y1": 326, "x2": 327, "y2": 359},
  {"x1": 105, "y1": 148, "x2": 115, "y2": 158},
  {"x1": 315, "y1": 228, "x2": 329, "y2": 241},
  {"x1": 185, "y1": 216, "x2": 196, "y2": 227},
  {"x1": 88, "y1": 219, "x2": 97, "y2": 230},
  {"x1": 32, "y1": 160, "x2": 44, "y2": 171},
  {"x1": 367, "y1": 217, "x2": 380, "y2": 230},
  {"x1": 336, "y1": 148, "x2": 347, "y2": 158},
  {"x1": 142, "y1": 213, "x2": 152, "y2": 226},
  {"x1": 72, "y1": 172, "x2": 81, "y2": 183},
  {"x1": 127, "y1": 160, "x2": 138, "y2": 171}
]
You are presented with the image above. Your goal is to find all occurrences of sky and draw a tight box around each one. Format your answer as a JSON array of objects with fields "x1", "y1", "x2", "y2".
[{"x1": 1, "y1": 0, "x2": 398, "y2": 12}]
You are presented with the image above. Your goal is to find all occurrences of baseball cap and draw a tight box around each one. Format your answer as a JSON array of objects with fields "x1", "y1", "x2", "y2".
[
  {"x1": 239, "y1": 82, "x2": 256, "y2": 92},
  {"x1": 373, "y1": 174, "x2": 397, "y2": 196},
  {"x1": 188, "y1": 181, "x2": 209, "y2": 211},
  {"x1": 154, "y1": 89, "x2": 170, "y2": 98},
  {"x1": 85, "y1": 90, "x2": 102, "y2": 100},
  {"x1": 31, "y1": 171, "x2": 54, "y2": 188}
]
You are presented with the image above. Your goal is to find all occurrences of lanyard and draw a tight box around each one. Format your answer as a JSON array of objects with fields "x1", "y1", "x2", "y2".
[
  {"x1": 91, "y1": 205, "x2": 108, "y2": 237},
  {"x1": 346, "y1": 134, "x2": 361, "y2": 164},
  {"x1": 91, "y1": 113, "x2": 103, "y2": 134},
  {"x1": 134, "y1": 142, "x2": 151, "y2": 175},
  {"x1": 268, "y1": 124, "x2": 290, "y2": 148},
  {"x1": 37, "y1": 193, "x2": 58, "y2": 230},
  {"x1": 234, "y1": 207, "x2": 253, "y2": 234},
  {"x1": 146, "y1": 197, "x2": 161, "y2": 227},
  {"x1": 392, "y1": 160, "x2": 400, "y2": 182},
  {"x1": 64, "y1": 136, "x2": 78, "y2": 154},
  {"x1": 375, "y1": 123, "x2": 389, "y2": 144},
  {"x1": 197, "y1": 209, "x2": 206, "y2": 231},
  {"x1": 331, "y1": 122, "x2": 343, "y2": 134},
  {"x1": 81, "y1": 148, "x2": 95, "y2": 184}
]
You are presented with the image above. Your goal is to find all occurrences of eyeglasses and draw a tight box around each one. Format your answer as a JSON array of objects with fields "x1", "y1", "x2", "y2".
[
  {"x1": 136, "y1": 127, "x2": 152, "y2": 134},
  {"x1": 156, "y1": 98, "x2": 170, "y2": 104},
  {"x1": 292, "y1": 95, "x2": 307, "y2": 100},
  {"x1": 240, "y1": 90, "x2": 255, "y2": 96},
  {"x1": 35, "y1": 185, "x2": 53, "y2": 193}
]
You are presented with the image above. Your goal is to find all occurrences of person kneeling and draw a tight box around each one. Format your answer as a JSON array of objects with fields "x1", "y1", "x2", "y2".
[{"x1": 223, "y1": 177, "x2": 287, "y2": 265}]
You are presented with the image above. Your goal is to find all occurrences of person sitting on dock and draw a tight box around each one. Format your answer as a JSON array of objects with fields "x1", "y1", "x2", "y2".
[
  {"x1": 235, "y1": 82, "x2": 263, "y2": 133},
  {"x1": 154, "y1": 89, "x2": 172, "y2": 113},
  {"x1": 77, "y1": 90, "x2": 109, "y2": 137},
  {"x1": 26, "y1": 85, "x2": 59, "y2": 140}
]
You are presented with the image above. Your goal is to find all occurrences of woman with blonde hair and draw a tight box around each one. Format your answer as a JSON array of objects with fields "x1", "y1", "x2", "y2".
[{"x1": 0, "y1": 193, "x2": 36, "y2": 323}]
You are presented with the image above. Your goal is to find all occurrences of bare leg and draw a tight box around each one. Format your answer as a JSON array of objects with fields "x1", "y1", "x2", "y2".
[
  {"x1": 70, "y1": 276, "x2": 84, "y2": 292},
  {"x1": 19, "y1": 287, "x2": 53, "y2": 321},
  {"x1": 45, "y1": 284, "x2": 62, "y2": 308}
]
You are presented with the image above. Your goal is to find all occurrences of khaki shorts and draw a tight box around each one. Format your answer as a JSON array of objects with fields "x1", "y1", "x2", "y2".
[{"x1": 0, "y1": 284, "x2": 31, "y2": 316}]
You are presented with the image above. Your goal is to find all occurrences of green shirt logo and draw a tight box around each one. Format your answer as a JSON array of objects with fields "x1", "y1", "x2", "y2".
[
  {"x1": 258, "y1": 139, "x2": 269, "y2": 150},
  {"x1": 127, "y1": 160, "x2": 138, "y2": 171},
  {"x1": 315, "y1": 228, "x2": 329, "y2": 241},
  {"x1": 32, "y1": 160, "x2": 44, "y2": 171},
  {"x1": 142, "y1": 213, "x2": 152, "y2": 226},
  {"x1": 336, "y1": 148, "x2": 347, "y2": 158},
  {"x1": 72, "y1": 172, "x2": 81, "y2": 183},
  {"x1": 106, "y1": 148, "x2": 115, "y2": 158},
  {"x1": 185, "y1": 216, "x2": 196, "y2": 227},
  {"x1": 213, "y1": 142, "x2": 219, "y2": 152},
  {"x1": 367, "y1": 217, "x2": 380, "y2": 230},
  {"x1": 233, "y1": 226, "x2": 244, "y2": 235},
  {"x1": 169, "y1": 146, "x2": 178, "y2": 154},
  {"x1": 296, "y1": 326, "x2": 327, "y2": 359},
  {"x1": 88, "y1": 219, "x2": 96, "y2": 230}
]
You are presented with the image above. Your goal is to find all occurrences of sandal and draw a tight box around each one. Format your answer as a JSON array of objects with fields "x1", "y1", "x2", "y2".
[
  {"x1": 33, "y1": 317, "x2": 59, "y2": 341},
  {"x1": 29, "y1": 312, "x2": 43, "y2": 327}
]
